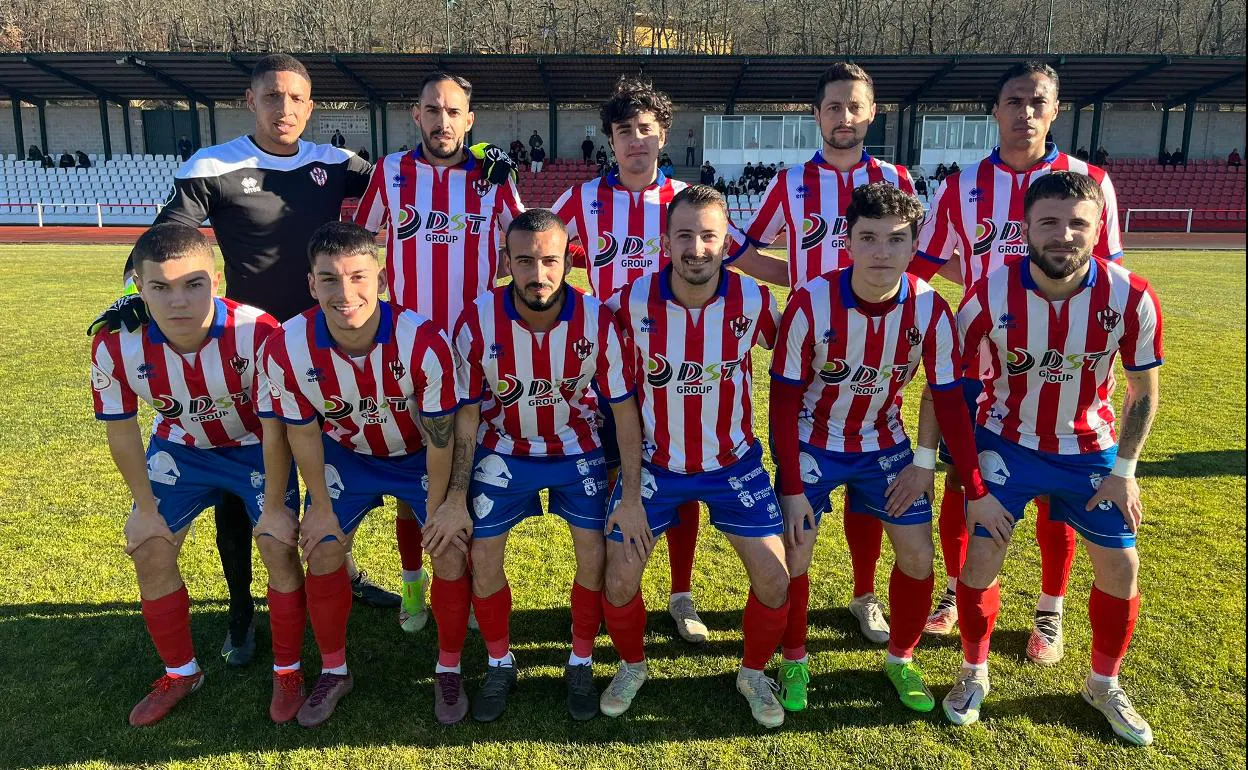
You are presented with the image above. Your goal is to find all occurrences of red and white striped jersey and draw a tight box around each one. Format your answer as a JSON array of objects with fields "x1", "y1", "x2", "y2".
[
  {"x1": 552, "y1": 170, "x2": 687, "y2": 300},
  {"x1": 261, "y1": 302, "x2": 462, "y2": 457},
  {"x1": 608, "y1": 265, "x2": 779, "y2": 474},
  {"x1": 771, "y1": 268, "x2": 960, "y2": 453},
  {"x1": 958, "y1": 257, "x2": 1163, "y2": 455},
  {"x1": 454, "y1": 286, "x2": 635, "y2": 457},
  {"x1": 739, "y1": 151, "x2": 915, "y2": 289},
  {"x1": 91, "y1": 298, "x2": 279, "y2": 449},
  {"x1": 353, "y1": 146, "x2": 525, "y2": 333},
  {"x1": 916, "y1": 144, "x2": 1122, "y2": 289}
]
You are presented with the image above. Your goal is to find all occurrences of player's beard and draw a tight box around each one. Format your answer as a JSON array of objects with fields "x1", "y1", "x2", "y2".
[
  {"x1": 515, "y1": 282, "x2": 565, "y2": 313},
  {"x1": 823, "y1": 126, "x2": 865, "y2": 151},
  {"x1": 673, "y1": 249, "x2": 724, "y2": 285},
  {"x1": 1027, "y1": 239, "x2": 1093, "y2": 280},
  {"x1": 422, "y1": 128, "x2": 463, "y2": 160}
]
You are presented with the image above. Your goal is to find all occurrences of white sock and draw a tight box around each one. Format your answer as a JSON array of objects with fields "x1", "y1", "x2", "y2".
[
  {"x1": 1037, "y1": 593, "x2": 1064, "y2": 614},
  {"x1": 669, "y1": 591, "x2": 692, "y2": 605},
  {"x1": 323, "y1": 663, "x2": 349, "y2": 676},
  {"x1": 739, "y1": 665, "x2": 763, "y2": 675},
  {"x1": 488, "y1": 652, "x2": 515, "y2": 667},
  {"x1": 946, "y1": 577, "x2": 958, "y2": 594},
  {"x1": 886, "y1": 653, "x2": 912, "y2": 666},
  {"x1": 961, "y1": 661, "x2": 988, "y2": 676},
  {"x1": 435, "y1": 662, "x2": 461, "y2": 674},
  {"x1": 273, "y1": 661, "x2": 301, "y2": 673},
  {"x1": 402, "y1": 568, "x2": 426, "y2": 584},
  {"x1": 1089, "y1": 672, "x2": 1118, "y2": 689},
  {"x1": 782, "y1": 654, "x2": 808, "y2": 665},
  {"x1": 167, "y1": 659, "x2": 200, "y2": 677},
  {"x1": 568, "y1": 652, "x2": 593, "y2": 666}
]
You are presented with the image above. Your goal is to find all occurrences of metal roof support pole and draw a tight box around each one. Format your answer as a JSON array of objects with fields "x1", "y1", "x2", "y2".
[
  {"x1": 206, "y1": 101, "x2": 217, "y2": 146},
  {"x1": 121, "y1": 102, "x2": 133, "y2": 155},
  {"x1": 726, "y1": 59, "x2": 750, "y2": 116},
  {"x1": 538, "y1": 59, "x2": 558, "y2": 160},
  {"x1": 36, "y1": 99, "x2": 49, "y2": 155},
  {"x1": 1070, "y1": 104, "x2": 1082, "y2": 154},
  {"x1": 893, "y1": 103, "x2": 906, "y2": 163},
  {"x1": 98, "y1": 98, "x2": 113, "y2": 161},
  {"x1": 1089, "y1": 100, "x2": 1104, "y2": 158},
  {"x1": 10, "y1": 97, "x2": 24, "y2": 157},
  {"x1": 380, "y1": 101, "x2": 389, "y2": 155},
  {"x1": 1180, "y1": 101, "x2": 1195, "y2": 165},
  {"x1": 369, "y1": 101, "x2": 379, "y2": 161},
  {"x1": 188, "y1": 100, "x2": 202, "y2": 155},
  {"x1": 1157, "y1": 108, "x2": 1170, "y2": 163},
  {"x1": 906, "y1": 100, "x2": 920, "y2": 166}
]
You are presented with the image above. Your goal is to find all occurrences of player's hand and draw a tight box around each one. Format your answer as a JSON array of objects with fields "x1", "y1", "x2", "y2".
[
  {"x1": 780, "y1": 493, "x2": 817, "y2": 549},
  {"x1": 468, "y1": 143, "x2": 518, "y2": 186},
  {"x1": 1087, "y1": 473, "x2": 1142, "y2": 533},
  {"x1": 884, "y1": 464, "x2": 935, "y2": 518},
  {"x1": 605, "y1": 496, "x2": 652, "y2": 564},
  {"x1": 87, "y1": 291, "x2": 148, "y2": 337},
  {"x1": 123, "y1": 504, "x2": 176, "y2": 555},
  {"x1": 966, "y1": 493, "x2": 1015, "y2": 547},
  {"x1": 424, "y1": 498, "x2": 473, "y2": 557},
  {"x1": 298, "y1": 501, "x2": 346, "y2": 563},
  {"x1": 254, "y1": 504, "x2": 299, "y2": 548}
]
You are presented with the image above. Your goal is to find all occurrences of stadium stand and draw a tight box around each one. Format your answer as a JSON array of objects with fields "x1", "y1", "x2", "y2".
[
  {"x1": 0, "y1": 153, "x2": 178, "y2": 225},
  {"x1": 1104, "y1": 158, "x2": 1246, "y2": 232}
]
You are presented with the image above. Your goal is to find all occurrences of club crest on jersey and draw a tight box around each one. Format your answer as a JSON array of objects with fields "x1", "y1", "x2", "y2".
[
  {"x1": 241, "y1": 176, "x2": 260, "y2": 195},
  {"x1": 472, "y1": 179, "x2": 492, "y2": 197},
  {"x1": 395, "y1": 205, "x2": 488, "y2": 243},
  {"x1": 136, "y1": 363, "x2": 156, "y2": 380},
  {"x1": 1096, "y1": 307, "x2": 1121, "y2": 332},
  {"x1": 1006, "y1": 347, "x2": 1113, "y2": 381},
  {"x1": 229, "y1": 355, "x2": 249, "y2": 375},
  {"x1": 973, "y1": 220, "x2": 1026, "y2": 257},
  {"x1": 573, "y1": 337, "x2": 595, "y2": 361},
  {"x1": 309, "y1": 166, "x2": 328, "y2": 187},
  {"x1": 306, "y1": 367, "x2": 324, "y2": 382},
  {"x1": 728, "y1": 315, "x2": 751, "y2": 339},
  {"x1": 389, "y1": 360, "x2": 406, "y2": 380},
  {"x1": 906, "y1": 327, "x2": 922, "y2": 347}
]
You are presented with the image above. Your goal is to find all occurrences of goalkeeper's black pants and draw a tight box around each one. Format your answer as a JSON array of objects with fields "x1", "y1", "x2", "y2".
[{"x1": 215, "y1": 493, "x2": 255, "y2": 641}]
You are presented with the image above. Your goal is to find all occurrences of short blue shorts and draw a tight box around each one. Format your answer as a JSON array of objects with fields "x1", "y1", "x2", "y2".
[
  {"x1": 312, "y1": 435, "x2": 427, "y2": 534},
  {"x1": 796, "y1": 439, "x2": 932, "y2": 526},
  {"x1": 469, "y1": 447, "x2": 609, "y2": 539},
  {"x1": 974, "y1": 427, "x2": 1134, "y2": 549},
  {"x1": 144, "y1": 435, "x2": 297, "y2": 533},
  {"x1": 606, "y1": 441, "x2": 783, "y2": 540},
  {"x1": 938, "y1": 378, "x2": 982, "y2": 466}
]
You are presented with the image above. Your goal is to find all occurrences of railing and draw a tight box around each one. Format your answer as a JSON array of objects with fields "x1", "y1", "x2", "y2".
[{"x1": 0, "y1": 202, "x2": 163, "y2": 226}]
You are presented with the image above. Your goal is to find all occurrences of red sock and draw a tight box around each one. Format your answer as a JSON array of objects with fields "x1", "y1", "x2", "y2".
[
  {"x1": 781, "y1": 573, "x2": 810, "y2": 660},
  {"x1": 887, "y1": 567, "x2": 935, "y2": 659},
  {"x1": 267, "y1": 585, "x2": 307, "y2": 669},
  {"x1": 1036, "y1": 498, "x2": 1076, "y2": 597},
  {"x1": 666, "y1": 501, "x2": 701, "y2": 595},
  {"x1": 432, "y1": 573, "x2": 471, "y2": 668},
  {"x1": 471, "y1": 583, "x2": 512, "y2": 660},
  {"x1": 141, "y1": 584, "x2": 195, "y2": 670},
  {"x1": 602, "y1": 591, "x2": 647, "y2": 664},
  {"x1": 845, "y1": 509, "x2": 883, "y2": 597},
  {"x1": 956, "y1": 581, "x2": 1000, "y2": 665},
  {"x1": 1089, "y1": 586, "x2": 1139, "y2": 677},
  {"x1": 395, "y1": 516, "x2": 424, "y2": 572},
  {"x1": 305, "y1": 566, "x2": 351, "y2": 670},
  {"x1": 570, "y1": 581, "x2": 603, "y2": 658},
  {"x1": 939, "y1": 488, "x2": 968, "y2": 580},
  {"x1": 742, "y1": 590, "x2": 790, "y2": 670}
]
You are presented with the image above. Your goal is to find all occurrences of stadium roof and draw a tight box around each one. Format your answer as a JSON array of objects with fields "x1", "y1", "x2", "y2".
[{"x1": 1, "y1": 52, "x2": 1244, "y2": 108}]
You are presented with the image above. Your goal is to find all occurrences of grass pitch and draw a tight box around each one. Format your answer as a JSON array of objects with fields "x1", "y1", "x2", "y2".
[{"x1": 0, "y1": 246, "x2": 1243, "y2": 770}]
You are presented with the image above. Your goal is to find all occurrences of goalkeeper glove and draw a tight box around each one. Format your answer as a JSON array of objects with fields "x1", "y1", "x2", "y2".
[
  {"x1": 468, "y1": 143, "x2": 518, "y2": 186},
  {"x1": 87, "y1": 277, "x2": 149, "y2": 336}
]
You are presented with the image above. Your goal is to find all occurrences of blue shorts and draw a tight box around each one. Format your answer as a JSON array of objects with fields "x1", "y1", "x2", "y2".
[
  {"x1": 312, "y1": 435, "x2": 428, "y2": 534},
  {"x1": 606, "y1": 442, "x2": 783, "y2": 540},
  {"x1": 796, "y1": 439, "x2": 932, "y2": 526},
  {"x1": 974, "y1": 428, "x2": 1133, "y2": 548},
  {"x1": 145, "y1": 435, "x2": 297, "y2": 534},
  {"x1": 598, "y1": 405, "x2": 620, "y2": 468},
  {"x1": 469, "y1": 447, "x2": 610, "y2": 539},
  {"x1": 938, "y1": 378, "x2": 982, "y2": 466}
]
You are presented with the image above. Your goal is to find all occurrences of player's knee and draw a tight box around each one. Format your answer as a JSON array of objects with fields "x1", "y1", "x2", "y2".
[
  {"x1": 469, "y1": 551, "x2": 506, "y2": 596},
  {"x1": 1092, "y1": 546, "x2": 1139, "y2": 597},
  {"x1": 603, "y1": 565, "x2": 640, "y2": 606},
  {"x1": 305, "y1": 539, "x2": 346, "y2": 576},
  {"x1": 431, "y1": 549, "x2": 468, "y2": 580},
  {"x1": 892, "y1": 535, "x2": 934, "y2": 577},
  {"x1": 750, "y1": 561, "x2": 790, "y2": 608},
  {"x1": 130, "y1": 536, "x2": 179, "y2": 577},
  {"x1": 255, "y1": 536, "x2": 300, "y2": 579}
]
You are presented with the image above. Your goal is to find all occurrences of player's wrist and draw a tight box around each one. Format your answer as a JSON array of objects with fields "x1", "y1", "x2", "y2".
[
  {"x1": 1111, "y1": 456, "x2": 1138, "y2": 478},
  {"x1": 912, "y1": 445, "x2": 938, "y2": 471}
]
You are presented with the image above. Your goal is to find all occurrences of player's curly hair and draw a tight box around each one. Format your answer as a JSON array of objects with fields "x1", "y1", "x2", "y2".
[
  {"x1": 600, "y1": 76, "x2": 674, "y2": 137},
  {"x1": 1023, "y1": 171, "x2": 1104, "y2": 217},
  {"x1": 844, "y1": 182, "x2": 926, "y2": 240}
]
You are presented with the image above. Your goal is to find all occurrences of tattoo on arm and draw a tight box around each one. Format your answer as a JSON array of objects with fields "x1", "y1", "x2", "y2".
[
  {"x1": 1118, "y1": 392, "x2": 1155, "y2": 459},
  {"x1": 420, "y1": 413, "x2": 455, "y2": 448},
  {"x1": 448, "y1": 440, "x2": 472, "y2": 492}
]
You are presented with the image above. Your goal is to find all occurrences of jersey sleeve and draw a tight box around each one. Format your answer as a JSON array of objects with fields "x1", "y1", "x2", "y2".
[
  {"x1": 495, "y1": 176, "x2": 526, "y2": 232},
  {"x1": 154, "y1": 164, "x2": 216, "y2": 228},
  {"x1": 262, "y1": 343, "x2": 319, "y2": 425},
  {"x1": 452, "y1": 314, "x2": 487, "y2": 404},
  {"x1": 895, "y1": 165, "x2": 916, "y2": 195},
  {"x1": 1119, "y1": 279, "x2": 1164, "y2": 371},
  {"x1": 352, "y1": 161, "x2": 389, "y2": 233},
  {"x1": 91, "y1": 332, "x2": 138, "y2": 420},
  {"x1": 755, "y1": 285, "x2": 780, "y2": 350},
  {"x1": 1095, "y1": 172, "x2": 1124, "y2": 261},
  {"x1": 414, "y1": 327, "x2": 463, "y2": 417},
  {"x1": 593, "y1": 310, "x2": 636, "y2": 403},
  {"x1": 741, "y1": 174, "x2": 788, "y2": 248},
  {"x1": 250, "y1": 317, "x2": 282, "y2": 417},
  {"x1": 912, "y1": 177, "x2": 957, "y2": 279},
  {"x1": 344, "y1": 153, "x2": 374, "y2": 199},
  {"x1": 956, "y1": 285, "x2": 991, "y2": 366},
  {"x1": 922, "y1": 294, "x2": 962, "y2": 389},
  {"x1": 769, "y1": 288, "x2": 814, "y2": 385}
]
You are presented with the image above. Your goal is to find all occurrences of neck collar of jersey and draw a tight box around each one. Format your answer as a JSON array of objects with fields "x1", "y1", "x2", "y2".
[
  {"x1": 1020, "y1": 254, "x2": 1099, "y2": 292},
  {"x1": 989, "y1": 142, "x2": 1060, "y2": 171},
  {"x1": 503, "y1": 283, "x2": 578, "y2": 323},
  {"x1": 606, "y1": 166, "x2": 666, "y2": 190},
  {"x1": 147, "y1": 297, "x2": 228, "y2": 345},
  {"x1": 812, "y1": 149, "x2": 871, "y2": 170},
  {"x1": 314, "y1": 301, "x2": 393, "y2": 349},
  {"x1": 659, "y1": 262, "x2": 729, "y2": 303},
  {"x1": 246, "y1": 135, "x2": 303, "y2": 159},
  {"x1": 412, "y1": 144, "x2": 476, "y2": 171},
  {"x1": 839, "y1": 266, "x2": 909, "y2": 309}
]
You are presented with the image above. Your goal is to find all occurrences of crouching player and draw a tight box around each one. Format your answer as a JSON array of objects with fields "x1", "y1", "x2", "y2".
[
  {"x1": 261, "y1": 221, "x2": 466, "y2": 727},
  {"x1": 598, "y1": 185, "x2": 792, "y2": 728},
  {"x1": 944, "y1": 172, "x2": 1162, "y2": 746},
  {"x1": 91, "y1": 223, "x2": 299, "y2": 726},
  {"x1": 448, "y1": 209, "x2": 644, "y2": 722},
  {"x1": 767, "y1": 183, "x2": 1011, "y2": 713}
]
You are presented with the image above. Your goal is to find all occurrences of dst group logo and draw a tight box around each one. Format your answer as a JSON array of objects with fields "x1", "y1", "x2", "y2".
[
  {"x1": 396, "y1": 205, "x2": 488, "y2": 243},
  {"x1": 1005, "y1": 348, "x2": 1113, "y2": 382},
  {"x1": 817, "y1": 360, "x2": 913, "y2": 394},
  {"x1": 321, "y1": 395, "x2": 413, "y2": 424},
  {"x1": 593, "y1": 232, "x2": 661, "y2": 269},
  {"x1": 645, "y1": 354, "x2": 745, "y2": 394},
  {"x1": 494, "y1": 374, "x2": 582, "y2": 408},
  {"x1": 151, "y1": 392, "x2": 251, "y2": 422},
  {"x1": 973, "y1": 220, "x2": 1027, "y2": 258},
  {"x1": 800, "y1": 215, "x2": 848, "y2": 251}
]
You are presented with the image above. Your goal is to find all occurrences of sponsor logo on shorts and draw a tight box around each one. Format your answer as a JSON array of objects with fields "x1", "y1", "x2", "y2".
[
  {"x1": 582, "y1": 477, "x2": 600, "y2": 496},
  {"x1": 576, "y1": 455, "x2": 605, "y2": 476},
  {"x1": 639, "y1": 468, "x2": 658, "y2": 500},
  {"x1": 474, "y1": 454, "x2": 513, "y2": 488},
  {"x1": 876, "y1": 448, "x2": 911, "y2": 471},
  {"x1": 799, "y1": 452, "x2": 822, "y2": 484},
  {"x1": 1088, "y1": 473, "x2": 1115, "y2": 511},
  {"x1": 472, "y1": 493, "x2": 494, "y2": 519},
  {"x1": 978, "y1": 450, "x2": 1010, "y2": 486},
  {"x1": 147, "y1": 451, "x2": 181, "y2": 485},
  {"x1": 324, "y1": 464, "x2": 345, "y2": 500},
  {"x1": 250, "y1": 471, "x2": 265, "y2": 488},
  {"x1": 727, "y1": 464, "x2": 766, "y2": 491}
]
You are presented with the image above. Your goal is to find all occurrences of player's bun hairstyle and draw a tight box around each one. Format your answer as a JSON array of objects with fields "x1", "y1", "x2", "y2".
[
  {"x1": 251, "y1": 54, "x2": 311, "y2": 86},
  {"x1": 131, "y1": 223, "x2": 213, "y2": 274},
  {"x1": 600, "y1": 76, "x2": 674, "y2": 137},
  {"x1": 307, "y1": 221, "x2": 378, "y2": 267},
  {"x1": 666, "y1": 184, "x2": 729, "y2": 232},
  {"x1": 844, "y1": 182, "x2": 926, "y2": 240},
  {"x1": 1022, "y1": 171, "x2": 1104, "y2": 217},
  {"x1": 814, "y1": 62, "x2": 874, "y2": 108},
  {"x1": 994, "y1": 61, "x2": 1060, "y2": 104},
  {"x1": 420, "y1": 71, "x2": 474, "y2": 107}
]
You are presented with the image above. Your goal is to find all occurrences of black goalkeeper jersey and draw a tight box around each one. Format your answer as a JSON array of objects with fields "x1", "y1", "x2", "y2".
[{"x1": 128, "y1": 135, "x2": 372, "y2": 322}]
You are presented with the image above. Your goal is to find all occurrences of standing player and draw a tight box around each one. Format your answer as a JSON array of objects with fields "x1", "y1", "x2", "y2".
[
  {"x1": 89, "y1": 54, "x2": 398, "y2": 669},
  {"x1": 598, "y1": 186, "x2": 791, "y2": 729},
  {"x1": 942, "y1": 172, "x2": 1161, "y2": 747},
  {"x1": 354, "y1": 71, "x2": 522, "y2": 634},
  {"x1": 911, "y1": 62, "x2": 1124, "y2": 667},
  {"x1": 768, "y1": 183, "x2": 1011, "y2": 713},
  {"x1": 91, "y1": 224, "x2": 304, "y2": 726},
  {"x1": 261, "y1": 222, "x2": 465, "y2": 727},
  {"x1": 733, "y1": 62, "x2": 917, "y2": 645},
  {"x1": 449, "y1": 209, "x2": 644, "y2": 722}
]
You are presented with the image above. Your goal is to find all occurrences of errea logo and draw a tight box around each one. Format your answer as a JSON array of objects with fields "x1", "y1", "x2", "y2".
[{"x1": 241, "y1": 177, "x2": 261, "y2": 194}]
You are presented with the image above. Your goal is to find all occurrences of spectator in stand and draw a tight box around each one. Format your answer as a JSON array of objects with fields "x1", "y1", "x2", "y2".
[
  {"x1": 743, "y1": 161, "x2": 755, "y2": 180},
  {"x1": 726, "y1": 179, "x2": 740, "y2": 196},
  {"x1": 582, "y1": 136, "x2": 595, "y2": 163},
  {"x1": 1094, "y1": 146, "x2": 1109, "y2": 165},
  {"x1": 699, "y1": 161, "x2": 717, "y2": 185},
  {"x1": 685, "y1": 128, "x2": 697, "y2": 165},
  {"x1": 177, "y1": 135, "x2": 193, "y2": 162},
  {"x1": 1158, "y1": 149, "x2": 1171, "y2": 166},
  {"x1": 766, "y1": 163, "x2": 777, "y2": 180},
  {"x1": 1229, "y1": 149, "x2": 1242, "y2": 168},
  {"x1": 595, "y1": 145, "x2": 608, "y2": 173},
  {"x1": 357, "y1": 146, "x2": 370, "y2": 162},
  {"x1": 58, "y1": 150, "x2": 76, "y2": 168},
  {"x1": 914, "y1": 174, "x2": 928, "y2": 198},
  {"x1": 529, "y1": 130, "x2": 543, "y2": 153},
  {"x1": 76, "y1": 150, "x2": 92, "y2": 169},
  {"x1": 398, "y1": 144, "x2": 410, "y2": 152},
  {"x1": 1171, "y1": 147, "x2": 1185, "y2": 165},
  {"x1": 1075, "y1": 147, "x2": 1089, "y2": 161},
  {"x1": 948, "y1": 160, "x2": 960, "y2": 174},
  {"x1": 659, "y1": 156, "x2": 676, "y2": 178},
  {"x1": 509, "y1": 139, "x2": 525, "y2": 162},
  {"x1": 530, "y1": 144, "x2": 546, "y2": 173},
  {"x1": 746, "y1": 175, "x2": 762, "y2": 194},
  {"x1": 330, "y1": 129, "x2": 347, "y2": 148},
  {"x1": 714, "y1": 176, "x2": 727, "y2": 193},
  {"x1": 516, "y1": 145, "x2": 529, "y2": 165},
  {"x1": 40, "y1": 151, "x2": 55, "y2": 169},
  {"x1": 934, "y1": 162, "x2": 948, "y2": 182},
  {"x1": 26, "y1": 145, "x2": 42, "y2": 162}
]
